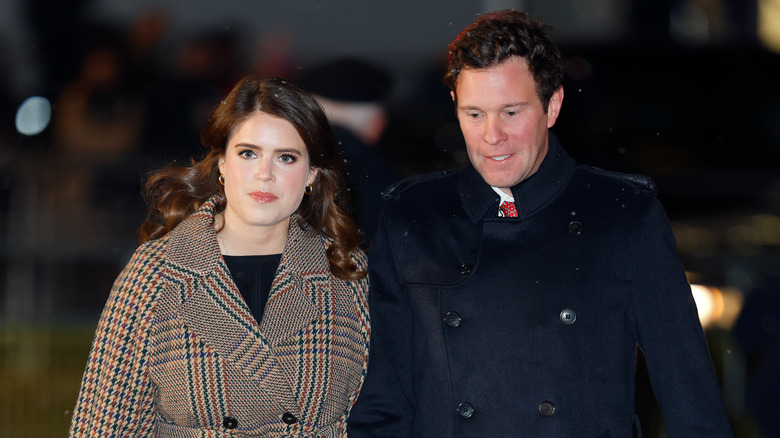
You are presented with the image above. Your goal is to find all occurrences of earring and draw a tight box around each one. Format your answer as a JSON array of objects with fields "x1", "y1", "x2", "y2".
[
  {"x1": 305, "y1": 183, "x2": 313, "y2": 195},
  {"x1": 218, "y1": 174, "x2": 225, "y2": 185}
]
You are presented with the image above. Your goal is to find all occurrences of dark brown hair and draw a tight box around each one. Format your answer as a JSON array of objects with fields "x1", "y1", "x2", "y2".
[
  {"x1": 443, "y1": 9, "x2": 564, "y2": 112},
  {"x1": 140, "y1": 76, "x2": 365, "y2": 280}
]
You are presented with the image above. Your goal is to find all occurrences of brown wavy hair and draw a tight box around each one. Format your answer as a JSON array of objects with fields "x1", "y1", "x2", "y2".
[
  {"x1": 443, "y1": 9, "x2": 564, "y2": 112},
  {"x1": 139, "y1": 76, "x2": 365, "y2": 280}
]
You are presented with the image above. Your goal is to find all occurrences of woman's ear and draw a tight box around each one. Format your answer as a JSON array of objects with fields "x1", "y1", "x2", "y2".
[
  {"x1": 308, "y1": 166, "x2": 319, "y2": 185},
  {"x1": 218, "y1": 156, "x2": 225, "y2": 175}
]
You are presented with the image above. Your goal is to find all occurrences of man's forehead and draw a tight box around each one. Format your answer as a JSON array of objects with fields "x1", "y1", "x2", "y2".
[{"x1": 454, "y1": 58, "x2": 540, "y2": 106}]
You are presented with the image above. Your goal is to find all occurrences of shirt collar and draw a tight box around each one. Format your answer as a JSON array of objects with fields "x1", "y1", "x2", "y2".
[
  {"x1": 491, "y1": 187, "x2": 515, "y2": 204},
  {"x1": 458, "y1": 132, "x2": 576, "y2": 222}
]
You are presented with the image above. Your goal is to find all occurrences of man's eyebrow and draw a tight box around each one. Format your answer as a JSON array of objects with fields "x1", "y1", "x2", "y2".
[
  {"x1": 457, "y1": 102, "x2": 529, "y2": 110},
  {"x1": 502, "y1": 102, "x2": 530, "y2": 109}
]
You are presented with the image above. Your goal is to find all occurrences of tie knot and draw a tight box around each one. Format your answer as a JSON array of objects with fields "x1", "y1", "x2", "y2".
[{"x1": 500, "y1": 200, "x2": 518, "y2": 217}]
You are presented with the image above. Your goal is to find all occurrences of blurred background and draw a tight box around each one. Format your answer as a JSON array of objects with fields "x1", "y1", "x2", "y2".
[{"x1": 0, "y1": 0, "x2": 778, "y2": 436}]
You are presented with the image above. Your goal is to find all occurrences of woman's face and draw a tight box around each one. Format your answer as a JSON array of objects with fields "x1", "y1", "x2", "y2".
[{"x1": 218, "y1": 111, "x2": 317, "y2": 237}]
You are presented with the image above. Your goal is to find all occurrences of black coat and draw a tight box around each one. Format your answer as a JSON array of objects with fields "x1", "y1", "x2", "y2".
[{"x1": 348, "y1": 136, "x2": 732, "y2": 437}]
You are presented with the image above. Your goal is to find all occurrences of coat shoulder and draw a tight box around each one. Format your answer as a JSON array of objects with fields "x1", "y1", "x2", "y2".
[
  {"x1": 380, "y1": 168, "x2": 460, "y2": 205},
  {"x1": 320, "y1": 232, "x2": 369, "y2": 274},
  {"x1": 125, "y1": 236, "x2": 169, "y2": 278},
  {"x1": 114, "y1": 236, "x2": 170, "y2": 301},
  {"x1": 578, "y1": 165, "x2": 657, "y2": 197}
]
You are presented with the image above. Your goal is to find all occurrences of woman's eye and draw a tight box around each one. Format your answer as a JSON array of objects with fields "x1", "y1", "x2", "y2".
[
  {"x1": 238, "y1": 149, "x2": 256, "y2": 159},
  {"x1": 279, "y1": 153, "x2": 298, "y2": 164}
]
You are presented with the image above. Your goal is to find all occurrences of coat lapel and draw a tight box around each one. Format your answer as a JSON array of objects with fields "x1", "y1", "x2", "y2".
[
  {"x1": 260, "y1": 217, "x2": 330, "y2": 346},
  {"x1": 166, "y1": 199, "x2": 328, "y2": 413}
]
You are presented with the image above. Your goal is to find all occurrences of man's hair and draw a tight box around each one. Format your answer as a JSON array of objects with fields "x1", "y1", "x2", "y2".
[{"x1": 443, "y1": 9, "x2": 565, "y2": 112}]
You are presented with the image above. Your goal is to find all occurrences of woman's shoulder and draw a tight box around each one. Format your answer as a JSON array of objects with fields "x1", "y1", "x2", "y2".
[
  {"x1": 350, "y1": 246, "x2": 368, "y2": 272},
  {"x1": 105, "y1": 235, "x2": 170, "y2": 318},
  {"x1": 313, "y1": 230, "x2": 366, "y2": 261},
  {"x1": 121, "y1": 235, "x2": 171, "y2": 279},
  {"x1": 305, "y1": 228, "x2": 367, "y2": 281},
  {"x1": 136, "y1": 232, "x2": 171, "y2": 255}
]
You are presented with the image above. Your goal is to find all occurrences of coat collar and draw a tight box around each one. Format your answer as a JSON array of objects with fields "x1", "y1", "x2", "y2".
[
  {"x1": 458, "y1": 132, "x2": 576, "y2": 222},
  {"x1": 166, "y1": 198, "x2": 330, "y2": 411}
]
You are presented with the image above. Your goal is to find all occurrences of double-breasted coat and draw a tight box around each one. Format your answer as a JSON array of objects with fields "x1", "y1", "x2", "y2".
[
  {"x1": 70, "y1": 198, "x2": 370, "y2": 437},
  {"x1": 348, "y1": 135, "x2": 732, "y2": 437}
]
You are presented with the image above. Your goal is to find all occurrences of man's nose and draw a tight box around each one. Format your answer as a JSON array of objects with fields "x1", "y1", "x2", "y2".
[{"x1": 483, "y1": 116, "x2": 507, "y2": 145}]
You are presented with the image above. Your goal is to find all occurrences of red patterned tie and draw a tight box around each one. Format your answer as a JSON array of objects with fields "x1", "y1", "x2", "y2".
[{"x1": 500, "y1": 201, "x2": 518, "y2": 217}]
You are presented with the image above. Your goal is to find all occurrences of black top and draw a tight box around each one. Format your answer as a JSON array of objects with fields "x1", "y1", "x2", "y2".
[{"x1": 223, "y1": 254, "x2": 282, "y2": 324}]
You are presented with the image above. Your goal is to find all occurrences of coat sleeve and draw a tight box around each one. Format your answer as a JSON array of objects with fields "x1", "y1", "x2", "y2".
[
  {"x1": 69, "y1": 242, "x2": 164, "y2": 437},
  {"x1": 347, "y1": 210, "x2": 415, "y2": 437},
  {"x1": 630, "y1": 200, "x2": 733, "y2": 437}
]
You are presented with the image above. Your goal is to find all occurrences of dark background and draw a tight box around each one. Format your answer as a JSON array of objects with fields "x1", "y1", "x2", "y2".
[{"x1": 0, "y1": 0, "x2": 778, "y2": 436}]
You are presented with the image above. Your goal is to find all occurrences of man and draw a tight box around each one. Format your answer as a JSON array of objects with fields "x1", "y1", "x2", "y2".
[
  {"x1": 299, "y1": 57, "x2": 398, "y2": 245},
  {"x1": 348, "y1": 10, "x2": 732, "y2": 437}
]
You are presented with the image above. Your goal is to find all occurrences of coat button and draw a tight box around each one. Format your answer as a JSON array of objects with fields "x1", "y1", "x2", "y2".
[
  {"x1": 222, "y1": 416, "x2": 238, "y2": 429},
  {"x1": 560, "y1": 309, "x2": 576, "y2": 325},
  {"x1": 539, "y1": 401, "x2": 556, "y2": 417},
  {"x1": 457, "y1": 402, "x2": 474, "y2": 418},
  {"x1": 459, "y1": 264, "x2": 472, "y2": 275},
  {"x1": 281, "y1": 412, "x2": 298, "y2": 424},
  {"x1": 568, "y1": 221, "x2": 583, "y2": 235},
  {"x1": 444, "y1": 311, "x2": 462, "y2": 327}
]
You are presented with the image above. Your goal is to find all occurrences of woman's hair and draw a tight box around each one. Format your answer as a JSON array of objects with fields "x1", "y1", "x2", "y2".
[
  {"x1": 443, "y1": 9, "x2": 564, "y2": 112},
  {"x1": 140, "y1": 76, "x2": 365, "y2": 280}
]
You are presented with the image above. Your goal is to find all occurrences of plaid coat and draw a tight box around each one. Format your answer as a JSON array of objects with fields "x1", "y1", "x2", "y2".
[{"x1": 69, "y1": 198, "x2": 370, "y2": 437}]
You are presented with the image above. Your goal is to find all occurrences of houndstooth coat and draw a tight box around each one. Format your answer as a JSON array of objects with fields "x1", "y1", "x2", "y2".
[{"x1": 69, "y1": 198, "x2": 370, "y2": 437}]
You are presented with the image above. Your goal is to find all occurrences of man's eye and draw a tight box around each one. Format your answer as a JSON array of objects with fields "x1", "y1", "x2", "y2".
[
  {"x1": 506, "y1": 110, "x2": 518, "y2": 117},
  {"x1": 468, "y1": 112, "x2": 482, "y2": 119}
]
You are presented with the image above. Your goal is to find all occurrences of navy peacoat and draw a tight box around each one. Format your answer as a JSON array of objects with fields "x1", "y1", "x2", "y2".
[{"x1": 348, "y1": 135, "x2": 732, "y2": 437}]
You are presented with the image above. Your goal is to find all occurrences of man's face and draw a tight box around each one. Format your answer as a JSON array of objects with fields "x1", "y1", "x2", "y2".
[{"x1": 453, "y1": 57, "x2": 563, "y2": 195}]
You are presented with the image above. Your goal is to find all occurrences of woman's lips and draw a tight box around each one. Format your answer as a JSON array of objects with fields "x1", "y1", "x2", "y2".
[{"x1": 249, "y1": 191, "x2": 277, "y2": 203}]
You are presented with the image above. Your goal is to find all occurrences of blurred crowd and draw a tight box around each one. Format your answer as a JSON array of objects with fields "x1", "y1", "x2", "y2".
[{"x1": 0, "y1": 5, "x2": 471, "y2": 322}]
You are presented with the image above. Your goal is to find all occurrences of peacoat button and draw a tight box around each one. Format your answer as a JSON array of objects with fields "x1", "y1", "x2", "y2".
[
  {"x1": 222, "y1": 416, "x2": 238, "y2": 429},
  {"x1": 459, "y1": 264, "x2": 472, "y2": 275},
  {"x1": 444, "y1": 311, "x2": 462, "y2": 327},
  {"x1": 457, "y1": 402, "x2": 474, "y2": 418},
  {"x1": 281, "y1": 412, "x2": 298, "y2": 424},
  {"x1": 568, "y1": 221, "x2": 583, "y2": 235},
  {"x1": 539, "y1": 401, "x2": 556, "y2": 417},
  {"x1": 560, "y1": 309, "x2": 576, "y2": 325}
]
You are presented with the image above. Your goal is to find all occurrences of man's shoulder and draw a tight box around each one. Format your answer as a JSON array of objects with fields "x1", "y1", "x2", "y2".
[
  {"x1": 380, "y1": 167, "x2": 461, "y2": 202},
  {"x1": 577, "y1": 165, "x2": 658, "y2": 197}
]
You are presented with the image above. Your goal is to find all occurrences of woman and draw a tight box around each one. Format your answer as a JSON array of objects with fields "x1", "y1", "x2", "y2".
[{"x1": 69, "y1": 77, "x2": 370, "y2": 437}]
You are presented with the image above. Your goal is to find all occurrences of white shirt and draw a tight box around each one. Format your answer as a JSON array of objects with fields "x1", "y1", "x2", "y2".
[{"x1": 491, "y1": 187, "x2": 515, "y2": 218}]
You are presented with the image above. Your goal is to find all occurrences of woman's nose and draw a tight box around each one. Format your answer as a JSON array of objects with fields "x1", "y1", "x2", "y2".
[{"x1": 255, "y1": 158, "x2": 274, "y2": 181}]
